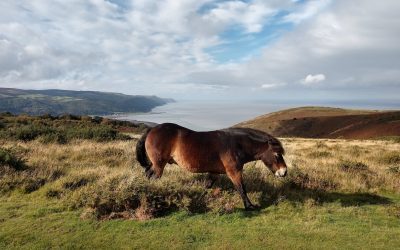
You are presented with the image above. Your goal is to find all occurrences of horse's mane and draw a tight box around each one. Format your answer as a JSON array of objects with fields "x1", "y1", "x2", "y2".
[{"x1": 221, "y1": 127, "x2": 285, "y2": 155}]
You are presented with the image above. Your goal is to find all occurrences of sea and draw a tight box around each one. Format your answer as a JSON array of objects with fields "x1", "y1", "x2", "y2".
[{"x1": 108, "y1": 100, "x2": 399, "y2": 131}]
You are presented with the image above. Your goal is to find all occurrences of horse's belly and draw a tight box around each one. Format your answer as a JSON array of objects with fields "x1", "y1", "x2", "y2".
[{"x1": 171, "y1": 151, "x2": 225, "y2": 174}]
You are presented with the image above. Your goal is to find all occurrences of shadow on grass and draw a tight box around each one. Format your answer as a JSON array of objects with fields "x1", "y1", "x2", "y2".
[
  {"x1": 265, "y1": 188, "x2": 392, "y2": 207},
  {"x1": 231, "y1": 189, "x2": 392, "y2": 219},
  {"x1": 193, "y1": 170, "x2": 392, "y2": 210}
]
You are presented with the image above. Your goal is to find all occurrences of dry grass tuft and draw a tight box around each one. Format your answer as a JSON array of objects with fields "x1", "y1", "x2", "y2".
[
  {"x1": 1, "y1": 137, "x2": 399, "y2": 220},
  {"x1": 387, "y1": 165, "x2": 400, "y2": 174},
  {"x1": 289, "y1": 166, "x2": 338, "y2": 190},
  {"x1": 379, "y1": 151, "x2": 400, "y2": 165},
  {"x1": 307, "y1": 150, "x2": 332, "y2": 158},
  {"x1": 0, "y1": 147, "x2": 26, "y2": 171},
  {"x1": 337, "y1": 161, "x2": 369, "y2": 173},
  {"x1": 134, "y1": 197, "x2": 156, "y2": 221}
]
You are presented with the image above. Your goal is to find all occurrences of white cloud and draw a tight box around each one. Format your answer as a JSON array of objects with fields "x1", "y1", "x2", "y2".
[
  {"x1": 188, "y1": 0, "x2": 400, "y2": 100},
  {"x1": 0, "y1": 0, "x2": 399, "y2": 102},
  {"x1": 0, "y1": 1, "x2": 221, "y2": 92},
  {"x1": 202, "y1": 1, "x2": 278, "y2": 33},
  {"x1": 0, "y1": 0, "x2": 296, "y2": 94},
  {"x1": 283, "y1": 0, "x2": 331, "y2": 24},
  {"x1": 301, "y1": 74, "x2": 326, "y2": 85},
  {"x1": 261, "y1": 83, "x2": 286, "y2": 89}
]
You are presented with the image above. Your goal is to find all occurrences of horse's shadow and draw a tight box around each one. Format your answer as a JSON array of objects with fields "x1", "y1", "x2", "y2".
[{"x1": 191, "y1": 172, "x2": 392, "y2": 215}]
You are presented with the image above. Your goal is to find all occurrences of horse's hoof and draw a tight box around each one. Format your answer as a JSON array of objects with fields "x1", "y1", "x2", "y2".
[
  {"x1": 145, "y1": 169, "x2": 155, "y2": 179},
  {"x1": 245, "y1": 204, "x2": 260, "y2": 211}
]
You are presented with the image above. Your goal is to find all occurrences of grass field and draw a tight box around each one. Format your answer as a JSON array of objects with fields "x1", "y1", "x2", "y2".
[{"x1": 1, "y1": 136, "x2": 400, "y2": 249}]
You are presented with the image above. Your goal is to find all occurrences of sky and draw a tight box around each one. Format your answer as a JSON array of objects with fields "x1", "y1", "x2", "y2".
[{"x1": 0, "y1": 0, "x2": 399, "y2": 103}]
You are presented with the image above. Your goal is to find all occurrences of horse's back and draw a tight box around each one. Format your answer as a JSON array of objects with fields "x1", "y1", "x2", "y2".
[{"x1": 146, "y1": 123, "x2": 227, "y2": 173}]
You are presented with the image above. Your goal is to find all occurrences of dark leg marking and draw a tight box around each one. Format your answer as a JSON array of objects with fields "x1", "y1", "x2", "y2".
[
  {"x1": 226, "y1": 170, "x2": 256, "y2": 210},
  {"x1": 145, "y1": 168, "x2": 156, "y2": 179}
]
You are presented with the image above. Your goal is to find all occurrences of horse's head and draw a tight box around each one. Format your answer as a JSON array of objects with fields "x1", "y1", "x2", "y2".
[{"x1": 260, "y1": 140, "x2": 287, "y2": 177}]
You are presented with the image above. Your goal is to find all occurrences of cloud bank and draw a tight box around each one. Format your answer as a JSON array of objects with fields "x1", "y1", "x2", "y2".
[{"x1": 0, "y1": 0, "x2": 399, "y2": 102}]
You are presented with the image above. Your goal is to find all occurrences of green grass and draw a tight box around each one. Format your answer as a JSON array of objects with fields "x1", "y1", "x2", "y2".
[
  {"x1": 1, "y1": 137, "x2": 400, "y2": 249},
  {"x1": 1, "y1": 192, "x2": 399, "y2": 249}
]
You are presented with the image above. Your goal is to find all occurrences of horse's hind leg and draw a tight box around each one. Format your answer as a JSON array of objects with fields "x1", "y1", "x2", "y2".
[
  {"x1": 146, "y1": 157, "x2": 167, "y2": 179},
  {"x1": 145, "y1": 142, "x2": 170, "y2": 179},
  {"x1": 226, "y1": 169, "x2": 255, "y2": 210},
  {"x1": 145, "y1": 167, "x2": 156, "y2": 179}
]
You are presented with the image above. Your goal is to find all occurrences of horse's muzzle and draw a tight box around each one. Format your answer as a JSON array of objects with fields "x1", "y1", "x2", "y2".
[{"x1": 275, "y1": 168, "x2": 287, "y2": 177}]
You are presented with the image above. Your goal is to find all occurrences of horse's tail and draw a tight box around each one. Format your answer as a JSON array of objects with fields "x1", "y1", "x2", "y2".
[{"x1": 135, "y1": 128, "x2": 152, "y2": 170}]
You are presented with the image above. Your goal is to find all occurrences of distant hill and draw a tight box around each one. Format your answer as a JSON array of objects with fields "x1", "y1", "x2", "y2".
[
  {"x1": 0, "y1": 88, "x2": 174, "y2": 115},
  {"x1": 235, "y1": 106, "x2": 400, "y2": 139}
]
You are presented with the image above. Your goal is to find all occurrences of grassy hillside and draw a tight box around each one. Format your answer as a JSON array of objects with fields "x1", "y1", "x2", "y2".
[
  {"x1": 0, "y1": 88, "x2": 173, "y2": 115},
  {"x1": 0, "y1": 112, "x2": 149, "y2": 144},
  {"x1": 1, "y1": 130, "x2": 400, "y2": 248},
  {"x1": 236, "y1": 106, "x2": 400, "y2": 139}
]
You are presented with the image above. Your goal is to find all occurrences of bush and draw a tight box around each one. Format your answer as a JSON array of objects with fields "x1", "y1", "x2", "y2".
[
  {"x1": 12, "y1": 125, "x2": 55, "y2": 141},
  {"x1": 0, "y1": 112, "x2": 13, "y2": 117},
  {"x1": 21, "y1": 178, "x2": 46, "y2": 193},
  {"x1": 65, "y1": 126, "x2": 120, "y2": 141},
  {"x1": 0, "y1": 113, "x2": 139, "y2": 143},
  {"x1": 92, "y1": 116, "x2": 103, "y2": 123},
  {"x1": 14, "y1": 125, "x2": 41, "y2": 141},
  {"x1": 59, "y1": 114, "x2": 80, "y2": 120},
  {"x1": 67, "y1": 173, "x2": 216, "y2": 220},
  {"x1": 0, "y1": 148, "x2": 26, "y2": 171},
  {"x1": 39, "y1": 114, "x2": 55, "y2": 120},
  {"x1": 38, "y1": 132, "x2": 68, "y2": 144}
]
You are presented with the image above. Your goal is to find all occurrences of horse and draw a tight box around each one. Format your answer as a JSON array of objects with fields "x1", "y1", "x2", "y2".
[{"x1": 135, "y1": 123, "x2": 287, "y2": 210}]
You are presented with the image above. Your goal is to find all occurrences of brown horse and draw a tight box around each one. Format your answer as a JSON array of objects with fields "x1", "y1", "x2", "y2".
[{"x1": 135, "y1": 123, "x2": 287, "y2": 210}]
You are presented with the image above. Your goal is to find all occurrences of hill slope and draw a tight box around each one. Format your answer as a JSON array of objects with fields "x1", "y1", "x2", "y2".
[
  {"x1": 0, "y1": 88, "x2": 173, "y2": 115},
  {"x1": 236, "y1": 106, "x2": 400, "y2": 139}
]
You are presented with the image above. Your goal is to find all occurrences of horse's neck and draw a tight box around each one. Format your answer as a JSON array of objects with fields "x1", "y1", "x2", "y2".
[{"x1": 240, "y1": 136, "x2": 268, "y2": 162}]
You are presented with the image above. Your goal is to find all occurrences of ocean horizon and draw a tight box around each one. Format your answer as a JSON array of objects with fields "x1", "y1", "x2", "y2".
[{"x1": 110, "y1": 99, "x2": 399, "y2": 131}]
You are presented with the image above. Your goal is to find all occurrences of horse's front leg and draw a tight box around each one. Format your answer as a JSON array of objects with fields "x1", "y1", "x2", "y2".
[{"x1": 226, "y1": 168, "x2": 256, "y2": 210}]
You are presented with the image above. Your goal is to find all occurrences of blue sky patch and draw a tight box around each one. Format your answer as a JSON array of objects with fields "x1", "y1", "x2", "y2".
[{"x1": 205, "y1": 11, "x2": 294, "y2": 63}]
